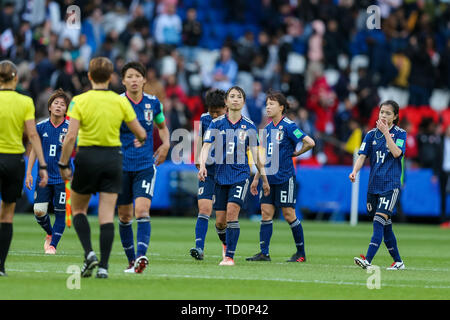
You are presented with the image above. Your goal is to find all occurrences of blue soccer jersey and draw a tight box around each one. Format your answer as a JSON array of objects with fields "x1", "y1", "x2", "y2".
[
  {"x1": 264, "y1": 117, "x2": 307, "y2": 185},
  {"x1": 204, "y1": 114, "x2": 258, "y2": 185},
  {"x1": 36, "y1": 118, "x2": 71, "y2": 185},
  {"x1": 199, "y1": 112, "x2": 215, "y2": 176},
  {"x1": 120, "y1": 92, "x2": 164, "y2": 172},
  {"x1": 358, "y1": 125, "x2": 407, "y2": 194}
]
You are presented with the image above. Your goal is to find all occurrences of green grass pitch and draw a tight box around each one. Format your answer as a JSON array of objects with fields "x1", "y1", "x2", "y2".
[{"x1": 1, "y1": 214, "x2": 449, "y2": 300}]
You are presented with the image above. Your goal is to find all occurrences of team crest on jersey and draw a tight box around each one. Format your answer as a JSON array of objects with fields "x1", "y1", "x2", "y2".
[
  {"x1": 144, "y1": 109, "x2": 153, "y2": 123},
  {"x1": 59, "y1": 133, "x2": 66, "y2": 144},
  {"x1": 275, "y1": 130, "x2": 284, "y2": 143},
  {"x1": 238, "y1": 130, "x2": 247, "y2": 143}
]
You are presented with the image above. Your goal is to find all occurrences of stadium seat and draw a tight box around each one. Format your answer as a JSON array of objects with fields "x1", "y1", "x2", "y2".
[
  {"x1": 378, "y1": 86, "x2": 409, "y2": 108},
  {"x1": 324, "y1": 69, "x2": 340, "y2": 87},
  {"x1": 350, "y1": 54, "x2": 369, "y2": 72},
  {"x1": 236, "y1": 71, "x2": 254, "y2": 94},
  {"x1": 195, "y1": 49, "x2": 220, "y2": 73},
  {"x1": 285, "y1": 53, "x2": 306, "y2": 74},
  {"x1": 430, "y1": 89, "x2": 450, "y2": 111}
]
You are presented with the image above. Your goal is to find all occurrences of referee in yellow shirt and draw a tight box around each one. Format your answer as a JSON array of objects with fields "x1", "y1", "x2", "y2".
[
  {"x1": 59, "y1": 57, "x2": 146, "y2": 279},
  {"x1": 0, "y1": 60, "x2": 48, "y2": 276}
]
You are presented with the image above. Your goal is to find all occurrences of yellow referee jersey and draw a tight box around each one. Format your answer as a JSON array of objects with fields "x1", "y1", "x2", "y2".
[
  {"x1": 67, "y1": 90, "x2": 137, "y2": 147},
  {"x1": 0, "y1": 90, "x2": 35, "y2": 154}
]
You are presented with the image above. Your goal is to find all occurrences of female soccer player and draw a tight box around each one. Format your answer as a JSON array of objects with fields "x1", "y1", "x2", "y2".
[
  {"x1": 117, "y1": 62, "x2": 170, "y2": 273},
  {"x1": 0, "y1": 60, "x2": 48, "y2": 276},
  {"x1": 198, "y1": 86, "x2": 270, "y2": 266},
  {"x1": 26, "y1": 88, "x2": 71, "y2": 254},
  {"x1": 59, "y1": 57, "x2": 146, "y2": 279},
  {"x1": 350, "y1": 100, "x2": 406, "y2": 270},
  {"x1": 247, "y1": 90, "x2": 315, "y2": 262},
  {"x1": 190, "y1": 88, "x2": 228, "y2": 261}
]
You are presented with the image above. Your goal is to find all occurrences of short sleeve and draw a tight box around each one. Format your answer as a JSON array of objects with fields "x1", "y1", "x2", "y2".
[
  {"x1": 358, "y1": 131, "x2": 372, "y2": 156},
  {"x1": 24, "y1": 98, "x2": 35, "y2": 121},
  {"x1": 67, "y1": 99, "x2": 81, "y2": 121},
  {"x1": 247, "y1": 123, "x2": 259, "y2": 147},
  {"x1": 287, "y1": 123, "x2": 307, "y2": 145},
  {"x1": 154, "y1": 101, "x2": 165, "y2": 124},
  {"x1": 395, "y1": 130, "x2": 407, "y2": 155},
  {"x1": 203, "y1": 120, "x2": 217, "y2": 143},
  {"x1": 121, "y1": 97, "x2": 137, "y2": 122}
]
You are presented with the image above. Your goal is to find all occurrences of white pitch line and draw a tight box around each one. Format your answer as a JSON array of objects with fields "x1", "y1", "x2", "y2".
[{"x1": 4, "y1": 268, "x2": 450, "y2": 290}]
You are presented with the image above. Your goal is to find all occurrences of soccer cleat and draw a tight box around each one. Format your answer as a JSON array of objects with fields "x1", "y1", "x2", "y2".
[
  {"x1": 96, "y1": 267, "x2": 108, "y2": 279},
  {"x1": 222, "y1": 244, "x2": 227, "y2": 259},
  {"x1": 387, "y1": 261, "x2": 405, "y2": 270},
  {"x1": 124, "y1": 261, "x2": 135, "y2": 273},
  {"x1": 45, "y1": 245, "x2": 56, "y2": 255},
  {"x1": 0, "y1": 271, "x2": 7, "y2": 277},
  {"x1": 219, "y1": 257, "x2": 235, "y2": 266},
  {"x1": 246, "y1": 252, "x2": 271, "y2": 261},
  {"x1": 190, "y1": 247, "x2": 204, "y2": 260},
  {"x1": 354, "y1": 254, "x2": 371, "y2": 269},
  {"x1": 286, "y1": 252, "x2": 306, "y2": 263},
  {"x1": 134, "y1": 255, "x2": 149, "y2": 273},
  {"x1": 81, "y1": 251, "x2": 99, "y2": 277},
  {"x1": 44, "y1": 235, "x2": 52, "y2": 251}
]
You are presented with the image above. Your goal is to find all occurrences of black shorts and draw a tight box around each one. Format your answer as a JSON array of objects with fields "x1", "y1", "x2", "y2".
[
  {"x1": 0, "y1": 153, "x2": 25, "y2": 203},
  {"x1": 72, "y1": 147, "x2": 123, "y2": 195}
]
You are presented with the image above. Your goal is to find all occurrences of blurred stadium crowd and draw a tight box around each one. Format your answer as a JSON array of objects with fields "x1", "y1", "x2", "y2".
[{"x1": 1, "y1": 0, "x2": 450, "y2": 174}]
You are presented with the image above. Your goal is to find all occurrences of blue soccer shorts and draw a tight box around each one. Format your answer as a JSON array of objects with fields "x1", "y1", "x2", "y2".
[
  {"x1": 260, "y1": 176, "x2": 297, "y2": 208},
  {"x1": 213, "y1": 179, "x2": 250, "y2": 211},
  {"x1": 34, "y1": 183, "x2": 66, "y2": 212},
  {"x1": 117, "y1": 165, "x2": 156, "y2": 205},
  {"x1": 198, "y1": 172, "x2": 215, "y2": 201},
  {"x1": 366, "y1": 188, "x2": 400, "y2": 217}
]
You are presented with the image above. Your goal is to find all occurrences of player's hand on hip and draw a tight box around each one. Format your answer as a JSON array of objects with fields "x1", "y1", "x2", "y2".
[
  {"x1": 38, "y1": 169, "x2": 48, "y2": 188},
  {"x1": 25, "y1": 173, "x2": 33, "y2": 190},
  {"x1": 250, "y1": 179, "x2": 259, "y2": 196},
  {"x1": 133, "y1": 138, "x2": 144, "y2": 148}
]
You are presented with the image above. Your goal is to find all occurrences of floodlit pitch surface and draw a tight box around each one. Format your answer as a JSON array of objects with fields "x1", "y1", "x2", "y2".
[{"x1": 1, "y1": 214, "x2": 449, "y2": 300}]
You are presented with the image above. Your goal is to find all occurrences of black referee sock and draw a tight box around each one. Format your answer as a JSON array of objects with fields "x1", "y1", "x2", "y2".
[
  {"x1": 0, "y1": 223, "x2": 13, "y2": 272},
  {"x1": 73, "y1": 214, "x2": 93, "y2": 258},
  {"x1": 99, "y1": 223, "x2": 114, "y2": 270}
]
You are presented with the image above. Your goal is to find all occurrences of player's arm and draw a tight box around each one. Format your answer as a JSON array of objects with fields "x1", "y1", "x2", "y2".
[
  {"x1": 292, "y1": 135, "x2": 315, "y2": 157},
  {"x1": 250, "y1": 145, "x2": 270, "y2": 196},
  {"x1": 195, "y1": 134, "x2": 203, "y2": 170},
  {"x1": 349, "y1": 154, "x2": 367, "y2": 183},
  {"x1": 154, "y1": 121, "x2": 170, "y2": 166},
  {"x1": 198, "y1": 142, "x2": 212, "y2": 181},
  {"x1": 126, "y1": 118, "x2": 147, "y2": 146},
  {"x1": 59, "y1": 117, "x2": 79, "y2": 180},
  {"x1": 24, "y1": 119, "x2": 48, "y2": 187},
  {"x1": 25, "y1": 148, "x2": 36, "y2": 190}
]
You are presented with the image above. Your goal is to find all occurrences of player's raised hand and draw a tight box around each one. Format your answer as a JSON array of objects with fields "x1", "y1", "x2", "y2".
[
  {"x1": 376, "y1": 118, "x2": 389, "y2": 135},
  {"x1": 250, "y1": 178, "x2": 259, "y2": 196}
]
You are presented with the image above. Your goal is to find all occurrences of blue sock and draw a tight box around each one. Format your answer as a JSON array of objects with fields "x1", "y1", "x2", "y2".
[
  {"x1": 216, "y1": 225, "x2": 227, "y2": 246},
  {"x1": 136, "y1": 217, "x2": 151, "y2": 257},
  {"x1": 35, "y1": 214, "x2": 53, "y2": 235},
  {"x1": 289, "y1": 219, "x2": 305, "y2": 256},
  {"x1": 119, "y1": 219, "x2": 135, "y2": 263},
  {"x1": 259, "y1": 220, "x2": 273, "y2": 255},
  {"x1": 50, "y1": 211, "x2": 66, "y2": 248},
  {"x1": 225, "y1": 221, "x2": 240, "y2": 259},
  {"x1": 195, "y1": 214, "x2": 209, "y2": 250},
  {"x1": 366, "y1": 215, "x2": 386, "y2": 263},
  {"x1": 384, "y1": 219, "x2": 402, "y2": 262}
]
